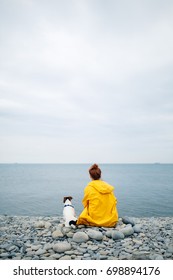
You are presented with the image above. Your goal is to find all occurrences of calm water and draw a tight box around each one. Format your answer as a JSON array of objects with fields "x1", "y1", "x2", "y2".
[{"x1": 0, "y1": 164, "x2": 173, "y2": 217}]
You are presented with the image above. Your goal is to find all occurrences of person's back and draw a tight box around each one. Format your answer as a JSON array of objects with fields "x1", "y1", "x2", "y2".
[{"x1": 77, "y1": 164, "x2": 118, "y2": 227}]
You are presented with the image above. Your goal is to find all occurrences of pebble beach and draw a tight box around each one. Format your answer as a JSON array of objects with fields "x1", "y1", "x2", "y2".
[{"x1": 0, "y1": 215, "x2": 173, "y2": 260}]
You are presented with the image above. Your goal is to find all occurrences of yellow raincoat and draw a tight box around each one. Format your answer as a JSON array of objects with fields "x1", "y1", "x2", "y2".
[{"x1": 77, "y1": 180, "x2": 118, "y2": 227}]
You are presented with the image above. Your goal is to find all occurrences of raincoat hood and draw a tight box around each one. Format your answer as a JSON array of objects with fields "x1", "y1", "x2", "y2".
[{"x1": 89, "y1": 180, "x2": 114, "y2": 194}]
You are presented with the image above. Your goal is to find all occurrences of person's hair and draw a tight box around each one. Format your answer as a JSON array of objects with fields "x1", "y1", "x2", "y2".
[{"x1": 89, "y1": 164, "x2": 101, "y2": 180}]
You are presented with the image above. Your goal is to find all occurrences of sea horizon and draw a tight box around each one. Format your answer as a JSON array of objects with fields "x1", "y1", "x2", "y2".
[{"x1": 0, "y1": 163, "x2": 173, "y2": 217}]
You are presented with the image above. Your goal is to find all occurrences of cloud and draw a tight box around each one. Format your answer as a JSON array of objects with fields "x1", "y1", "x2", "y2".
[{"x1": 0, "y1": 0, "x2": 173, "y2": 163}]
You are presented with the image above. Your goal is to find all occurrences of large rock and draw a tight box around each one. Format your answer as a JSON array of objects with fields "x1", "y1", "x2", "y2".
[
  {"x1": 72, "y1": 232, "x2": 89, "y2": 243},
  {"x1": 53, "y1": 242, "x2": 71, "y2": 253},
  {"x1": 87, "y1": 230, "x2": 103, "y2": 241}
]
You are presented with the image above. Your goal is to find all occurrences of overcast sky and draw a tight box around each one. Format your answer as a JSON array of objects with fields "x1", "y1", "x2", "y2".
[{"x1": 0, "y1": 0, "x2": 173, "y2": 163}]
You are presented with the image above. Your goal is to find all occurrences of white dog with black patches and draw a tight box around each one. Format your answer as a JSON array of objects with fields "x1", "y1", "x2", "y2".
[{"x1": 63, "y1": 196, "x2": 77, "y2": 228}]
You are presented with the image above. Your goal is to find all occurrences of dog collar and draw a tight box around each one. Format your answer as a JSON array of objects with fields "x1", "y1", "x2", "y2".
[{"x1": 64, "y1": 204, "x2": 74, "y2": 208}]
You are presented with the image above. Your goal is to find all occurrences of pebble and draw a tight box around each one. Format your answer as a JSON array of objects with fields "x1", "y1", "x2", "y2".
[
  {"x1": 133, "y1": 224, "x2": 142, "y2": 233},
  {"x1": 112, "y1": 230, "x2": 125, "y2": 240},
  {"x1": 53, "y1": 242, "x2": 71, "y2": 253},
  {"x1": 167, "y1": 245, "x2": 173, "y2": 253},
  {"x1": 0, "y1": 215, "x2": 172, "y2": 260},
  {"x1": 52, "y1": 229, "x2": 64, "y2": 238},
  {"x1": 122, "y1": 216, "x2": 135, "y2": 226},
  {"x1": 87, "y1": 229, "x2": 103, "y2": 240},
  {"x1": 121, "y1": 225, "x2": 134, "y2": 236},
  {"x1": 72, "y1": 232, "x2": 89, "y2": 243}
]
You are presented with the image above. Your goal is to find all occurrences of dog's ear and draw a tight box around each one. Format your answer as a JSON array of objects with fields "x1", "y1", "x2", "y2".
[{"x1": 63, "y1": 196, "x2": 73, "y2": 203}]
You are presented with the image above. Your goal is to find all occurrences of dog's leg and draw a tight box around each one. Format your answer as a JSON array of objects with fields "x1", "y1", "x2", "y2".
[{"x1": 69, "y1": 220, "x2": 77, "y2": 229}]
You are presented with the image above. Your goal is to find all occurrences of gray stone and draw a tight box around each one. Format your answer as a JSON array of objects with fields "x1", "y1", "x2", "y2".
[
  {"x1": 52, "y1": 230, "x2": 64, "y2": 238},
  {"x1": 165, "y1": 225, "x2": 172, "y2": 230},
  {"x1": 0, "y1": 253, "x2": 9, "y2": 258},
  {"x1": 50, "y1": 253, "x2": 61, "y2": 259},
  {"x1": 65, "y1": 250, "x2": 75, "y2": 255},
  {"x1": 83, "y1": 253, "x2": 91, "y2": 257},
  {"x1": 62, "y1": 227, "x2": 72, "y2": 234},
  {"x1": 164, "y1": 252, "x2": 172, "y2": 258},
  {"x1": 66, "y1": 232, "x2": 74, "y2": 238},
  {"x1": 79, "y1": 243, "x2": 88, "y2": 248},
  {"x1": 105, "y1": 231, "x2": 112, "y2": 238},
  {"x1": 156, "y1": 236, "x2": 164, "y2": 242},
  {"x1": 151, "y1": 254, "x2": 164, "y2": 260},
  {"x1": 167, "y1": 245, "x2": 173, "y2": 253},
  {"x1": 35, "y1": 249, "x2": 46, "y2": 256},
  {"x1": 133, "y1": 225, "x2": 142, "y2": 233},
  {"x1": 77, "y1": 225, "x2": 86, "y2": 229},
  {"x1": 59, "y1": 255, "x2": 71, "y2": 260},
  {"x1": 141, "y1": 246, "x2": 150, "y2": 251},
  {"x1": 72, "y1": 232, "x2": 89, "y2": 243},
  {"x1": 7, "y1": 245, "x2": 18, "y2": 252},
  {"x1": 77, "y1": 247, "x2": 87, "y2": 253},
  {"x1": 0, "y1": 215, "x2": 173, "y2": 260},
  {"x1": 53, "y1": 242, "x2": 71, "y2": 253},
  {"x1": 132, "y1": 252, "x2": 150, "y2": 260},
  {"x1": 111, "y1": 230, "x2": 125, "y2": 240},
  {"x1": 43, "y1": 243, "x2": 53, "y2": 250},
  {"x1": 32, "y1": 256, "x2": 40, "y2": 260},
  {"x1": 88, "y1": 245, "x2": 99, "y2": 251},
  {"x1": 34, "y1": 221, "x2": 45, "y2": 228},
  {"x1": 99, "y1": 250, "x2": 109, "y2": 255},
  {"x1": 87, "y1": 229, "x2": 103, "y2": 241},
  {"x1": 30, "y1": 245, "x2": 42, "y2": 251},
  {"x1": 44, "y1": 222, "x2": 51, "y2": 229},
  {"x1": 99, "y1": 255, "x2": 108, "y2": 260},
  {"x1": 122, "y1": 216, "x2": 135, "y2": 226},
  {"x1": 133, "y1": 239, "x2": 142, "y2": 245},
  {"x1": 121, "y1": 226, "x2": 134, "y2": 236},
  {"x1": 26, "y1": 251, "x2": 34, "y2": 257}
]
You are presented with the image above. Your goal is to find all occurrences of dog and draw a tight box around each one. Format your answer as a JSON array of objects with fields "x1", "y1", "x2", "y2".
[{"x1": 63, "y1": 196, "x2": 77, "y2": 228}]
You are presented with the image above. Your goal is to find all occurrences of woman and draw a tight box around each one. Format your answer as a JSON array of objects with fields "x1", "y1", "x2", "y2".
[{"x1": 77, "y1": 164, "x2": 118, "y2": 227}]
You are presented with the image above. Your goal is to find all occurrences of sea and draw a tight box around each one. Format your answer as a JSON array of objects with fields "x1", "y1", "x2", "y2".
[{"x1": 0, "y1": 164, "x2": 173, "y2": 217}]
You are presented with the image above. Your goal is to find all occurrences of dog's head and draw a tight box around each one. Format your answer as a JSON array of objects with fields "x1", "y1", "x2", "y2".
[{"x1": 63, "y1": 196, "x2": 73, "y2": 203}]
